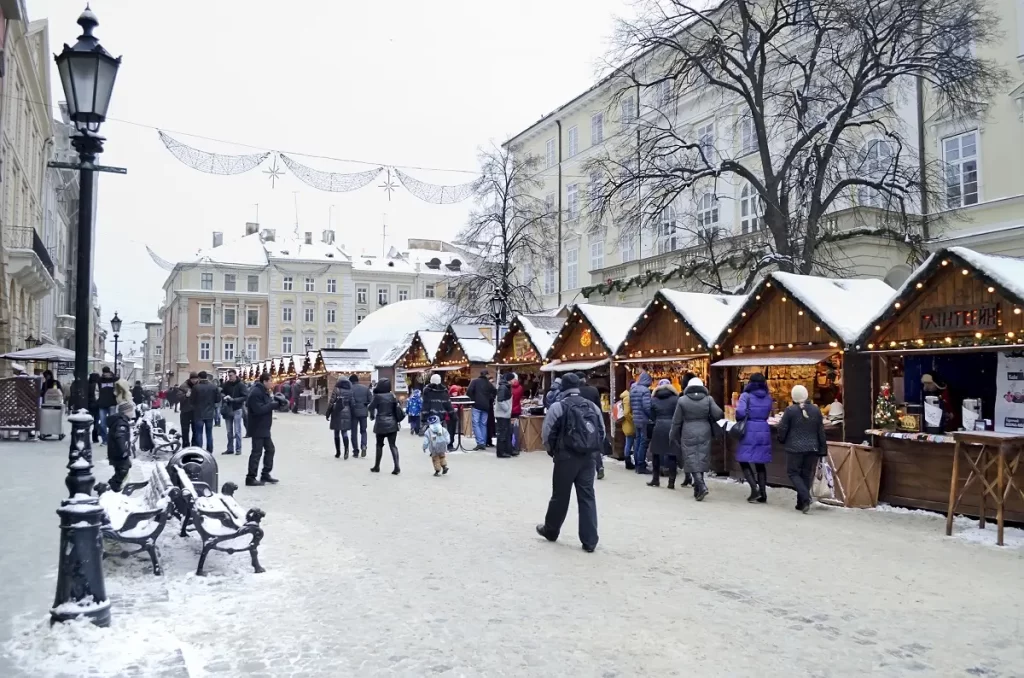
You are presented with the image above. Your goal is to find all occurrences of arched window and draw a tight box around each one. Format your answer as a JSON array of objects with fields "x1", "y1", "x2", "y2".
[{"x1": 740, "y1": 183, "x2": 764, "y2": 234}]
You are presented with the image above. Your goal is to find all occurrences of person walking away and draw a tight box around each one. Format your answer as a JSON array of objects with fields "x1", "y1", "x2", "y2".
[
  {"x1": 619, "y1": 382, "x2": 636, "y2": 470},
  {"x1": 221, "y1": 370, "x2": 246, "y2": 455},
  {"x1": 368, "y1": 378, "x2": 404, "y2": 475},
  {"x1": 510, "y1": 374, "x2": 524, "y2": 454},
  {"x1": 88, "y1": 373, "x2": 101, "y2": 443},
  {"x1": 406, "y1": 387, "x2": 423, "y2": 435},
  {"x1": 246, "y1": 372, "x2": 281, "y2": 486},
  {"x1": 735, "y1": 372, "x2": 773, "y2": 503},
  {"x1": 191, "y1": 371, "x2": 219, "y2": 453},
  {"x1": 629, "y1": 371, "x2": 654, "y2": 474},
  {"x1": 178, "y1": 373, "x2": 198, "y2": 446},
  {"x1": 105, "y1": 401, "x2": 135, "y2": 492},
  {"x1": 167, "y1": 384, "x2": 179, "y2": 413},
  {"x1": 422, "y1": 373, "x2": 458, "y2": 452},
  {"x1": 327, "y1": 377, "x2": 354, "y2": 459},
  {"x1": 466, "y1": 369, "x2": 496, "y2": 450},
  {"x1": 96, "y1": 366, "x2": 118, "y2": 446},
  {"x1": 422, "y1": 414, "x2": 451, "y2": 476},
  {"x1": 670, "y1": 377, "x2": 723, "y2": 501},
  {"x1": 495, "y1": 372, "x2": 516, "y2": 458},
  {"x1": 349, "y1": 374, "x2": 372, "y2": 458},
  {"x1": 535, "y1": 373, "x2": 602, "y2": 552},
  {"x1": 575, "y1": 372, "x2": 606, "y2": 479},
  {"x1": 647, "y1": 379, "x2": 681, "y2": 489},
  {"x1": 213, "y1": 378, "x2": 223, "y2": 427},
  {"x1": 776, "y1": 385, "x2": 828, "y2": 513},
  {"x1": 131, "y1": 380, "x2": 146, "y2": 421},
  {"x1": 544, "y1": 377, "x2": 562, "y2": 410}
]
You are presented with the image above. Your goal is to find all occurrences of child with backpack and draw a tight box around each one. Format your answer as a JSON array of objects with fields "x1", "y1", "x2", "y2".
[
  {"x1": 406, "y1": 388, "x2": 423, "y2": 434},
  {"x1": 422, "y1": 414, "x2": 451, "y2": 476}
]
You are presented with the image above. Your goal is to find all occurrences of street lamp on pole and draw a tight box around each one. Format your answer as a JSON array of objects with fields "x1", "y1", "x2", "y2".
[
  {"x1": 50, "y1": 5, "x2": 121, "y2": 629},
  {"x1": 110, "y1": 311, "x2": 121, "y2": 375},
  {"x1": 305, "y1": 338, "x2": 313, "y2": 352}
]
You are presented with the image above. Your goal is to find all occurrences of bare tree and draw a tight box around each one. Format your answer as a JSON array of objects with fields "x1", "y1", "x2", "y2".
[
  {"x1": 450, "y1": 143, "x2": 558, "y2": 321},
  {"x1": 588, "y1": 0, "x2": 1006, "y2": 292}
]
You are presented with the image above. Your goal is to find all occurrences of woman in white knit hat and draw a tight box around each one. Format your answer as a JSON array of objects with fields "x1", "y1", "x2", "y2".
[{"x1": 776, "y1": 384, "x2": 828, "y2": 513}]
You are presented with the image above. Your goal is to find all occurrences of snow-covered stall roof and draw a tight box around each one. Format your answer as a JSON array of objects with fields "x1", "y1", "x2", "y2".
[
  {"x1": 341, "y1": 299, "x2": 451, "y2": 364},
  {"x1": 949, "y1": 247, "x2": 1024, "y2": 301},
  {"x1": 320, "y1": 348, "x2": 374, "y2": 375},
  {"x1": 434, "y1": 325, "x2": 495, "y2": 365},
  {"x1": 572, "y1": 304, "x2": 646, "y2": 355},
  {"x1": 375, "y1": 333, "x2": 418, "y2": 368},
  {"x1": 516, "y1": 315, "x2": 562, "y2": 358},
  {"x1": 417, "y1": 331, "x2": 445, "y2": 359},
  {"x1": 658, "y1": 290, "x2": 748, "y2": 345},
  {"x1": 770, "y1": 272, "x2": 895, "y2": 344}
]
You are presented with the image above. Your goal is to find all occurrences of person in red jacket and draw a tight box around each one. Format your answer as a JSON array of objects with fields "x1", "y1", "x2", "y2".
[{"x1": 511, "y1": 376, "x2": 524, "y2": 418}]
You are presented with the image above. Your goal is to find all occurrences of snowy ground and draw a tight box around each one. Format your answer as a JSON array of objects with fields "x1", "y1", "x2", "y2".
[{"x1": 2, "y1": 411, "x2": 1023, "y2": 677}]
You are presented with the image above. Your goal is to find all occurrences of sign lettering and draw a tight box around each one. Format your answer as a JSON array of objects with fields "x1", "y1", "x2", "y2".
[{"x1": 919, "y1": 304, "x2": 999, "y2": 335}]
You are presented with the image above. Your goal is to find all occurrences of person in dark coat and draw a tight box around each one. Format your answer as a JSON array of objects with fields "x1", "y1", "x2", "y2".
[
  {"x1": 629, "y1": 371, "x2": 654, "y2": 473},
  {"x1": 178, "y1": 372, "x2": 198, "y2": 447},
  {"x1": 368, "y1": 378, "x2": 404, "y2": 475},
  {"x1": 466, "y1": 369, "x2": 496, "y2": 450},
  {"x1": 646, "y1": 380, "x2": 680, "y2": 489},
  {"x1": 544, "y1": 377, "x2": 562, "y2": 409},
  {"x1": 670, "y1": 377, "x2": 724, "y2": 501},
  {"x1": 96, "y1": 366, "x2": 118, "y2": 445},
  {"x1": 349, "y1": 374, "x2": 373, "y2": 458},
  {"x1": 166, "y1": 384, "x2": 179, "y2": 412},
  {"x1": 106, "y1": 401, "x2": 135, "y2": 492},
  {"x1": 327, "y1": 378, "x2": 354, "y2": 459},
  {"x1": 576, "y1": 372, "x2": 606, "y2": 479},
  {"x1": 735, "y1": 373, "x2": 774, "y2": 503},
  {"x1": 422, "y1": 373, "x2": 457, "y2": 451},
  {"x1": 494, "y1": 372, "x2": 517, "y2": 458},
  {"x1": 246, "y1": 372, "x2": 283, "y2": 486},
  {"x1": 87, "y1": 372, "x2": 101, "y2": 443},
  {"x1": 777, "y1": 384, "x2": 828, "y2": 513},
  {"x1": 190, "y1": 371, "x2": 220, "y2": 453},
  {"x1": 220, "y1": 370, "x2": 247, "y2": 455}
]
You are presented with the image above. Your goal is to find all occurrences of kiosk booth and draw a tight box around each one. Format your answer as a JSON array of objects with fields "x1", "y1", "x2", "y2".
[
  {"x1": 493, "y1": 314, "x2": 562, "y2": 452},
  {"x1": 320, "y1": 348, "x2": 373, "y2": 388},
  {"x1": 376, "y1": 330, "x2": 444, "y2": 395},
  {"x1": 432, "y1": 325, "x2": 495, "y2": 436}
]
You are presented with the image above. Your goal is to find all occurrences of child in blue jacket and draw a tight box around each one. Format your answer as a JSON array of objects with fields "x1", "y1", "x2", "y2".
[{"x1": 406, "y1": 388, "x2": 423, "y2": 434}]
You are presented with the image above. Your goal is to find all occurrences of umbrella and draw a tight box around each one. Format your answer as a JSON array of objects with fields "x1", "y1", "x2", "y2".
[{"x1": 0, "y1": 345, "x2": 77, "y2": 362}]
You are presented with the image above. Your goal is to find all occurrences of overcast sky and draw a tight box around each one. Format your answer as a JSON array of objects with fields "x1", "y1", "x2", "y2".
[{"x1": 30, "y1": 0, "x2": 631, "y2": 354}]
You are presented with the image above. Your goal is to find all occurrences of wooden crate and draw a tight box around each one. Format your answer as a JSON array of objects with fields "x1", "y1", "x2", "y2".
[{"x1": 827, "y1": 442, "x2": 882, "y2": 509}]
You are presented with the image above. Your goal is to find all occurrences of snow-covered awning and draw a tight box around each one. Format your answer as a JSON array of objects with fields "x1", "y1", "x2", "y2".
[
  {"x1": 573, "y1": 304, "x2": 645, "y2": 355},
  {"x1": 658, "y1": 290, "x2": 747, "y2": 345},
  {"x1": 712, "y1": 349, "x2": 837, "y2": 368},
  {"x1": 769, "y1": 272, "x2": 895, "y2": 344},
  {"x1": 541, "y1": 358, "x2": 610, "y2": 373}
]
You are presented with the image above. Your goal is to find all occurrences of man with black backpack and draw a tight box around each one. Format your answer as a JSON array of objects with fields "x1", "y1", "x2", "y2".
[{"x1": 535, "y1": 373, "x2": 603, "y2": 552}]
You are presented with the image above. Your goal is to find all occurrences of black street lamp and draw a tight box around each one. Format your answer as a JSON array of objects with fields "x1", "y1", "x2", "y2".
[
  {"x1": 110, "y1": 311, "x2": 121, "y2": 375},
  {"x1": 50, "y1": 5, "x2": 121, "y2": 629},
  {"x1": 305, "y1": 338, "x2": 313, "y2": 352}
]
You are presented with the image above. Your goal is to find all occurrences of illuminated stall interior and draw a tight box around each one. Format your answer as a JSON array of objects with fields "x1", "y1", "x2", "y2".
[
  {"x1": 493, "y1": 314, "x2": 562, "y2": 400},
  {"x1": 432, "y1": 325, "x2": 495, "y2": 389}
]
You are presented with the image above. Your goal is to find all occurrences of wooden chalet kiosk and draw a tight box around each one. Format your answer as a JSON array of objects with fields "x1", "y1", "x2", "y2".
[
  {"x1": 298, "y1": 350, "x2": 327, "y2": 413},
  {"x1": 709, "y1": 272, "x2": 893, "y2": 485},
  {"x1": 433, "y1": 325, "x2": 495, "y2": 435},
  {"x1": 493, "y1": 314, "x2": 562, "y2": 452},
  {"x1": 857, "y1": 247, "x2": 1024, "y2": 526},
  {"x1": 375, "y1": 330, "x2": 444, "y2": 395}
]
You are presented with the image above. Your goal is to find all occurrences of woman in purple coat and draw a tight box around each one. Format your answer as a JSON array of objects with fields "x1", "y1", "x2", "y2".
[{"x1": 735, "y1": 372, "x2": 773, "y2": 503}]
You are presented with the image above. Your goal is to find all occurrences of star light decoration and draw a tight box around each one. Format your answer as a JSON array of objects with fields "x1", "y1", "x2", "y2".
[
  {"x1": 263, "y1": 156, "x2": 285, "y2": 188},
  {"x1": 378, "y1": 168, "x2": 398, "y2": 201}
]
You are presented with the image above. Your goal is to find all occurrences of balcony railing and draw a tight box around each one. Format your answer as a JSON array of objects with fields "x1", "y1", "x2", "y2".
[{"x1": 7, "y1": 227, "x2": 55, "y2": 277}]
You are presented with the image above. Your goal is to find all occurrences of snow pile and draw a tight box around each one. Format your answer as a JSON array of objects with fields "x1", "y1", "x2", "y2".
[
  {"x1": 342, "y1": 299, "x2": 452, "y2": 363},
  {"x1": 872, "y1": 503, "x2": 1024, "y2": 549},
  {"x1": 375, "y1": 333, "x2": 417, "y2": 368},
  {"x1": 458, "y1": 337, "x2": 496, "y2": 363},
  {"x1": 192, "y1": 232, "x2": 268, "y2": 266},
  {"x1": 516, "y1": 315, "x2": 562, "y2": 358},
  {"x1": 950, "y1": 247, "x2": 1024, "y2": 302},
  {"x1": 659, "y1": 290, "x2": 747, "y2": 345},
  {"x1": 574, "y1": 304, "x2": 645, "y2": 355},
  {"x1": 771, "y1": 272, "x2": 895, "y2": 344}
]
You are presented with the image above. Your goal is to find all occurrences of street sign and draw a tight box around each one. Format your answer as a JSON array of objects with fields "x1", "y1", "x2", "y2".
[{"x1": 47, "y1": 161, "x2": 127, "y2": 174}]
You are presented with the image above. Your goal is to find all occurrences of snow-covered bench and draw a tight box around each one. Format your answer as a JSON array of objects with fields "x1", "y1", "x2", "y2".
[
  {"x1": 97, "y1": 465, "x2": 176, "y2": 575},
  {"x1": 170, "y1": 466, "x2": 267, "y2": 576}
]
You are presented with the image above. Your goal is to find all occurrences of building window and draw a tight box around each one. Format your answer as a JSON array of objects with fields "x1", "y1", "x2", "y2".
[
  {"x1": 697, "y1": 193, "x2": 719, "y2": 232},
  {"x1": 656, "y1": 80, "x2": 673, "y2": 107},
  {"x1": 566, "y1": 245, "x2": 579, "y2": 290},
  {"x1": 377, "y1": 286, "x2": 389, "y2": 306},
  {"x1": 326, "y1": 308, "x2": 336, "y2": 324},
  {"x1": 246, "y1": 307, "x2": 259, "y2": 327},
  {"x1": 858, "y1": 139, "x2": 894, "y2": 208},
  {"x1": 567, "y1": 183, "x2": 579, "y2": 220},
  {"x1": 544, "y1": 258, "x2": 556, "y2": 296},
  {"x1": 356, "y1": 286, "x2": 368, "y2": 305},
  {"x1": 223, "y1": 306, "x2": 237, "y2": 327},
  {"x1": 590, "y1": 238, "x2": 604, "y2": 271},
  {"x1": 446, "y1": 286, "x2": 456, "y2": 300},
  {"x1": 247, "y1": 275, "x2": 259, "y2": 292},
  {"x1": 620, "y1": 232, "x2": 638, "y2": 262},
  {"x1": 305, "y1": 277, "x2": 315, "y2": 292},
  {"x1": 546, "y1": 138, "x2": 556, "y2": 168},
  {"x1": 247, "y1": 341, "x2": 258, "y2": 361},
  {"x1": 591, "y1": 113, "x2": 604, "y2": 145},
  {"x1": 282, "y1": 335, "x2": 293, "y2": 354},
  {"x1": 424, "y1": 284, "x2": 435, "y2": 298},
  {"x1": 545, "y1": 193, "x2": 555, "y2": 215},
  {"x1": 199, "y1": 305, "x2": 213, "y2": 325},
  {"x1": 356, "y1": 313, "x2": 366, "y2": 324},
  {"x1": 739, "y1": 183, "x2": 764, "y2": 234},
  {"x1": 223, "y1": 341, "x2": 235, "y2": 362},
  {"x1": 282, "y1": 276, "x2": 293, "y2": 291},
  {"x1": 224, "y1": 274, "x2": 236, "y2": 291},
  {"x1": 398, "y1": 287, "x2": 410, "y2": 302},
  {"x1": 943, "y1": 131, "x2": 979, "y2": 208},
  {"x1": 201, "y1": 273, "x2": 213, "y2": 290},
  {"x1": 326, "y1": 278, "x2": 337, "y2": 293},
  {"x1": 657, "y1": 207, "x2": 678, "y2": 254},
  {"x1": 739, "y1": 117, "x2": 757, "y2": 156},
  {"x1": 304, "y1": 307, "x2": 315, "y2": 323},
  {"x1": 621, "y1": 95, "x2": 636, "y2": 124},
  {"x1": 155, "y1": 362, "x2": 161, "y2": 373},
  {"x1": 282, "y1": 306, "x2": 293, "y2": 322},
  {"x1": 697, "y1": 121, "x2": 715, "y2": 159},
  {"x1": 588, "y1": 171, "x2": 602, "y2": 210},
  {"x1": 199, "y1": 341, "x2": 211, "y2": 361},
  {"x1": 325, "y1": 336, "x2": 337, "y2": 349},
  {"x1": 155, "y1": 345, "x2": 162, "y2": 356},
  {"x1": 567, "y1": 126, "x2": 578, "y2": 157}
]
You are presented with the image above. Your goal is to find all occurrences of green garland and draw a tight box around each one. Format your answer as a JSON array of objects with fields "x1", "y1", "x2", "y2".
[{"x1": 582, "y1": 252, "x2": 757, "y2": 298}]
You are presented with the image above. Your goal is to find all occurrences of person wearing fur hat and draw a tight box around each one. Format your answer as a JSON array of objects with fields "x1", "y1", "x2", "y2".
[
  {"x1": 647, "y1": 379, "x2": 681, "y2": 489},
  {"x1": 777, "y1": 384, "x2": 827, "y2": 513},
  {"x1": 670, "y1": 376, "x2": 724, "y2": 501},
  {"x1": 106, "y1": 401, "x2": 135, "y2": 492},
  {"x1": 422, "y1": 414, "x2": 451, "y2": 476},
  {"x1": 494, "y1": 372, "x2": 518, "y2": 458},
  {"x1": 422, "y1": 373, "x2": 457, "y2": 451}
]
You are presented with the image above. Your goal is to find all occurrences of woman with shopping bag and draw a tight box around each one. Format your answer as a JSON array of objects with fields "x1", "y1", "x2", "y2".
[{"x1": 776, "y1": 385, "x2": 828, "y2": 514}]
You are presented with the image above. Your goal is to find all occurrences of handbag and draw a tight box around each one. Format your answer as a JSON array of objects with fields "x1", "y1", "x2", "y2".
[
  {"x1": 612, "y1": 400, "x2": 625, "y2": 422},
  {"x1": 811, "y1": 459, "x2": 833, "y2": 499},
  {"x1": 727, "y1": 395, "x2": 749, "y2": 441}
]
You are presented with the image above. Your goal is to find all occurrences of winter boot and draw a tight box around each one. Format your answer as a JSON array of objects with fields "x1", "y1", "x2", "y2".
[
  {"x1": 390, "y1": 449, "x2": 401, "y2": 475},
  {"x1": 361, "y1": 449, "x2": 367, "y2": 458},
  {"x1": 370, "y1": 447, "x2": 383, "y2": 473},
  {"x1": 343, "y1": 442, "x2": 350, "y2": 460},
  {"x1": 694, "y1": 473, "x2": 709, "y2": 501},
  {"x1": 442, "y1": 465, "x2": 449, "y2": 475},
  {"x1": 625, "y1": 458, "x2": 635, "y2": 471},
  {"x1": 334, "y1": 438, "x2": 341, "y2": 459},
  {"x1": 434, "y1": 470, "x2": 440, "y2": 477},
  {"x1": 667, "y1": 468, "x2": 677, "y2": 490},
  {"x1": 597, "y1": 468, "x2": 605, "y2": 480},
  {"x1": 245, "y1": 477, "x2": 265, "y2": 487},
  {"x1": 756, "y1": 467, "x2": 768, "y2": 503},
  {"x1": 742, "y1": 466, "x2": 759, "y2": 503},
  {"x1": 647, "y1": 465, "x2": 661, "y2": 487},
  {"x1": 681, "y1": 472, "x2": 693, "y2": 487}
]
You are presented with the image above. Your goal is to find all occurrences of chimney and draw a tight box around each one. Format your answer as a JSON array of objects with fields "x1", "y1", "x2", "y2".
[
  {"x1": 322, "y1": 230, "x2": 335, "y2": 245},
  {"x1": 212, "y1": 231, "x2": 223, "y2": 248},
  {"x1": 245, "y1": 222, "x2": 259, "y2": 236},
  {"x1": 304, "y1": 232, "x2": 313, "y2": 245},
  {"x1": 261, "y1": 228, "x2": 276, "y2": 242}
]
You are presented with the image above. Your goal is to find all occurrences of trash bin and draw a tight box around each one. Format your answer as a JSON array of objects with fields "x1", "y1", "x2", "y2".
[
  {"x1": 167, "y1": 448, "x2": 219, "y2": 495},
  {"x1": 39, "y1": 389, "x2": 65, "y2": 440}
]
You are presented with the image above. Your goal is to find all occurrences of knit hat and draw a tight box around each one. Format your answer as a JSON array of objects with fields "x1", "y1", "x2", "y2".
[
  {"x1": 748, "y1": 372, "x2": 766, "y2": 383},
  {"x1": 657, "y1": 378, "x2": 672, "y2": 387},
  {"x1": 430, "y1": 373, "x2": 442, "y2": 385},
  {"x1": 792, "y1": 384, "x2": 809, "y2": 403},
  {"x1": 427, "y1": 414, "x2": 440, "y2": 425},
  {"x1": 687, "y1": 377, "x2": 705, "y2": 390},
  {"x1": 117, "y1": 401, "x2": 135, "y2": 416},
  {"x1": 561, "y1": 373, "x2": 581, "y2": 390}
]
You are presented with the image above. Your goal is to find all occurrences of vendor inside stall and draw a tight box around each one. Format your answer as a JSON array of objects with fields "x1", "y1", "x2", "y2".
[{"x1": 493, "y1": 315, "x2": 563, "y2": 451}]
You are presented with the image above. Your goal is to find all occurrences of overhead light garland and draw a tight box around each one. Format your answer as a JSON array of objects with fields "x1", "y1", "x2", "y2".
[
  {"x1": 158, "y1": 131, "x2": 270, "y2": 175},
  {"x1": 278, "y1": 153, "x2": 383, "y2": 193},
  {"x1": 394, "y1": 168, "x2": 481, "y2": 204}
]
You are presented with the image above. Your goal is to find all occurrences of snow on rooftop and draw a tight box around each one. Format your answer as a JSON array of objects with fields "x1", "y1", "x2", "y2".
[
  {"x1": 193, "y1": 232, "x2": 268, "y2": 267},
  {"x1": 342, "y1": 299, "x2": 451, "y2": 363},
  {"x1": 574, "y1": 304, "x2": 645, "y2": 354},
  {"x1": 351, "y1": 254, "x2": 417, "y2": 273},
  {"x1": 771, "y1": 272, "x2": 895, "y2": 344},
  {"x1": 949, "y1": 247, "x2": 1024, "y2": 302},
  {"x1": 264, "y1": 236, "x2": 350, "y2": 263},
  {"x1": 417, "y1": 331, "x2": 445, "y2": 359},
  {"x1": 459, "y1": 337, "x2": 496, "y2": 363},
  {"x1": 659, "y1": 290, "x2": 747, "y2": 345},
  {"x1": 376, "y1": 333, "x2": 418, "y2": 368},
  {"x1": 516, "y1": 315, "x2": 559, "y2": 357}
]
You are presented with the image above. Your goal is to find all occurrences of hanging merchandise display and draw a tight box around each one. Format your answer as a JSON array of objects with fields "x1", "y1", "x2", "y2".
[{"x1": 158, "y1": 131, "x2": 270, "y2": 175}]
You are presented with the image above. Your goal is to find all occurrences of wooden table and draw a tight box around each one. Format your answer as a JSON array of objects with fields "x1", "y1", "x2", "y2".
[{"x1": 946, "y1": 431, "x2": 1024, "y2": 546}]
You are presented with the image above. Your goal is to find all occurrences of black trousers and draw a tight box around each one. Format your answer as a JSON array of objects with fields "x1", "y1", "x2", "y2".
[
  {"x1": 352, "y1": 415, "x2": 368, "y2": 451},
  {"x1": 496, "y1": 418, "x2": 512, "y2": 456},
  {"x1": 374, "y1": 432, "x2": 399, "y2": 470},
  {"x1": 180, "y1": 411, "x2": 193, "y2": 445},
  {"x1": 543, "y1": 454, "x2": 599, "y2": 549},
  {"x1": 786, "y1": 451, "x2": 819, "y2": 507},
  {"x1": 334, "y1": 429, "x2": 350, "y2": 453},
  {"x1": 108, "y1": 459, "x2": 131, "y2": 492},
  {"x1": 89, "y1": 406, "x2": 100, "y2": 442},
  {"x1": 248, "y1": 436, "x2": 276, "y2": 479},
  {"x1": 651, "y1": 454, "x2": 677, "y2": 483}
]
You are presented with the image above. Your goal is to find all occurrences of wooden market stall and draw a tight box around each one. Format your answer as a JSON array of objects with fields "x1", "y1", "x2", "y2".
[
  {"x1": 375, "y1": 330, "x2": 445, "y2": 396},
  {"x1": 298, "y1": 350, "x2": 328, "y2": 413},
  {"x1": 493, "y1": 314, "x2": 563, "y2": 452},
  {"x1": 613, "y1": 290, "x2": 746, "y2": 461},
  {"x1": 320, "y1": 348, "x2": 373, "y2": 388},
  {"x1": 709, "y1": 272, "x2": 893, "y2": 485},
  {"x1": 433, "y1": 324, "x2": 495, "y2": 435},
  {"x1": 857, "y1": 247, "x2": 1024, "y2": 523}
]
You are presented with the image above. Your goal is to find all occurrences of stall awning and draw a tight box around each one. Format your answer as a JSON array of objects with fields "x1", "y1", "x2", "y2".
[
  {"x1": 541, "y1": 358, "x2": 610, "y2": 373},
  {"x1": 615, "y1": 355, "x2": 703, "y2": 365},
  {"x1": 427, "y1": 365, "x2": 465, "y2": 372},
  {"x1": 404, "y1": 366, "x2": 434, "y2": 374},
  {"x1": 712, "y1": 349, "x2": 836, "y2": 368}
]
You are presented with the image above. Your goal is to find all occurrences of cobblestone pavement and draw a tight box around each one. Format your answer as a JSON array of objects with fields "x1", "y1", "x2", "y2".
[{"x1": 2, "y1": 411, "x2": 1024, "y2": 677}]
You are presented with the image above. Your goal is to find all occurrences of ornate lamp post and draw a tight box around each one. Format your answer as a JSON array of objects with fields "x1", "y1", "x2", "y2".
[
  {"x1": 50, "y1": 6, "x2": 121, "y2": 628},
  {"x1": 489, "y1": 292, "x2": 508, "y2": 379},
  {"x1": 305, "y1": 338, "x2": 313, "y2": 352},
  {"x1": 110, "y1": 312, "x2": 121, "y2": 374}
]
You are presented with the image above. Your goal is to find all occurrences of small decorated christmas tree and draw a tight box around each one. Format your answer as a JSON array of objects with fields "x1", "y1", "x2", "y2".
[{"x1": 874, "y1": 383, "x2": 898, "y2": 430}]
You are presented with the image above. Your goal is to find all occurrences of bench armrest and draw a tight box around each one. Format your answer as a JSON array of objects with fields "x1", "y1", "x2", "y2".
[{"x1": 122, "y1": 481, "x2": 150, "y2": 497}]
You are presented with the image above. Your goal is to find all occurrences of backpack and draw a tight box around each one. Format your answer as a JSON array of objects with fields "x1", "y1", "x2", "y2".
[
  {"x1": 558, "y1": 395, "x2": 603, "y2": 456},
  {"x1": 425, "y1": 428, "x2": 448, "y2": 455}
]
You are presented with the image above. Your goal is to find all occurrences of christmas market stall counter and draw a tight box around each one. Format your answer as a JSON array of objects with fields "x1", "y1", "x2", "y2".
[
  {"x1": 493, "y1": 314, "x2": 563, "y2": 452},
  {"x1": 433, "y1": 324, "x2": 496, "y2": 438},
  {"x1": 709, "y1": 271, "x2": 895, "y2": 487},
  {"x1": 857, "y1": 247, "x2": 1024, "y2": 522},
  {"x1": 612, "y1": 289, "x2": 746, "y2": 459},
  {"x1": 543, "y1": 303, "x2": 644, "y2": 451}
]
